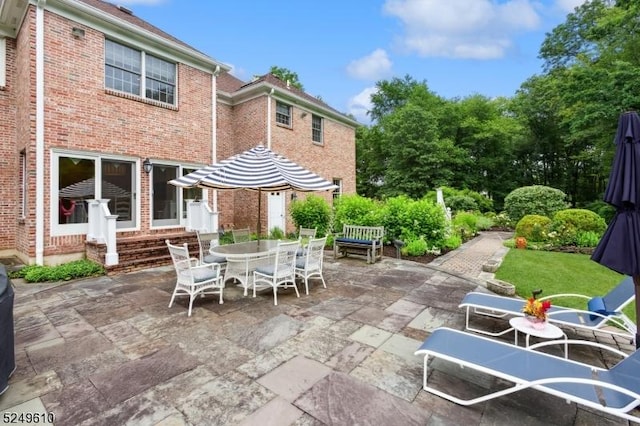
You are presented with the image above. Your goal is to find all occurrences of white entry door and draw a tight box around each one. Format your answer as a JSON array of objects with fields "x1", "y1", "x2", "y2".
[{"x1": 267, "y1": 191, "x2": 285, "y2": 234}]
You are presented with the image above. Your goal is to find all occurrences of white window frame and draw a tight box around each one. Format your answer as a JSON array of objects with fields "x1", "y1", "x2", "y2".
[
  {"x1": 312, "y1": 114, "x2": 323, "y2": 144},
  {"x1": 332, "y1": 178, "x2": 342, "y2": 200},
  {"x1": 19, "y1": 150, "x2": 26, "y2": 218},
  {"x1": 276, "y1": 101, "x2": 291, "y2": 127},
  {"x1": 104, "y1": 39, "x2": 177, "y2": 106},
  {"x1": 50, "y1": 150, "x2": 141, "y2": 236},
  {"x1": 0, "y1": 37, "x2": 6, "y2": 88}
]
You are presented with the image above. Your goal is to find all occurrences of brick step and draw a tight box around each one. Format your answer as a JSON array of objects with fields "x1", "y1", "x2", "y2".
[
  {"x1": 87, "y1": 232, "x2": 200, "y2": 275},
  {"x1": 106, "y1": 254, "x2": 173, "y2": 275}
]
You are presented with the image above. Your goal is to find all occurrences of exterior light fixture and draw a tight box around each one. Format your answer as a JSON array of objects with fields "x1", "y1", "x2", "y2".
[
  {"x1": 71, "y1": 27, "x2": 85, "y2": 39},
  {"x1": 142, "y1": 158, "x2": 153, "y2": 174}
]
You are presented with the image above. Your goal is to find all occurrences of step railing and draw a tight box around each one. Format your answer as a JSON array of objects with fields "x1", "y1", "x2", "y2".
[
  {"x1": 86, "y1": 199, "x2": 118, "y2": 266},
  {"x1": 185, "y1": 200, "x2": 219, "y2": 233}
]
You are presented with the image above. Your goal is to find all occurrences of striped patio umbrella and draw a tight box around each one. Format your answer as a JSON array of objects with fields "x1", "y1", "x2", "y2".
[{"x1": 169, "y1": 145, "x2": 337, "y2": 234}]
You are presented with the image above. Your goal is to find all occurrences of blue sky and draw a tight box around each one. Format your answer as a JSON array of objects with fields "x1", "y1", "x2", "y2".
[{"x1": 117, "y1": 0, "x2": 586, "y2": 124}]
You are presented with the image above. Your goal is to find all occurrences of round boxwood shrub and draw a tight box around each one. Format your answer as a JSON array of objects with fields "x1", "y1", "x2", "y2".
[
  {"x1": 515, "y1": 214, "x2": 552, "y2": 242},
  {"x1": 549, "y1": 209, "x2": 606, "y2": 246},
  {"x1": 504, "y1": 185, "x2": 569, "y2": 224}
]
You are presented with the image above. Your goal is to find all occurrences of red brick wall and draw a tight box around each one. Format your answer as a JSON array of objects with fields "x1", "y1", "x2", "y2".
[
  {"x1": 0, "y1": 36, "x2": 17, "y2": 253},
  {"x1": 3, "y1": 6, "x2": 356, "y2": 261},
  {"x1": 270, "y1": 97, "x2": 356, "y2": 234},
  {"x1": 9, "y1": 9, "x2": 215, "y2": 261},
  {"x1": 215, "y1": 94, "x2": 356, "y2": 235},
  {"x1": 7, "y1": 9, "x2": 36, "y2": 260}
]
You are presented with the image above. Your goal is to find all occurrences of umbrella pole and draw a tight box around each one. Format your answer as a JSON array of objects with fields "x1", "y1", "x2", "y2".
[
  {"x1": 635, "y1": 275, "x2": 640, "y2": 349},
  {"x1": 257, "y1": 189, "x2": 261, "y2": 241}
]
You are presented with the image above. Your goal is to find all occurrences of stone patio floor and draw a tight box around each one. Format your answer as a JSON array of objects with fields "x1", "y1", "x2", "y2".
[{"x1": 0, "y1": 232, "x2": 638, "y2": 425}]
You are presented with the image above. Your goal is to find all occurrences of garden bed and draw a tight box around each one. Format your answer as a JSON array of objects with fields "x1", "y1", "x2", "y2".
[{"x1": 382, "y1": 245, "x2": 444, "y2": 265}]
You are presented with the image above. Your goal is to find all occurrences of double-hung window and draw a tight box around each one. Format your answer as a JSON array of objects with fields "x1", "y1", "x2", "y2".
[
  {"x1": 332, "y1": 179, "x2": 342, "y2": 200},
  {"x1": 276, "y1": 101, "x2": 291, "y2": 126},
  {"x1": 105, "y1": 39, "x2": 176, "y2": 105},
  {"x1": 312, "y1": 114, "x2": 323, "y2": 144}
]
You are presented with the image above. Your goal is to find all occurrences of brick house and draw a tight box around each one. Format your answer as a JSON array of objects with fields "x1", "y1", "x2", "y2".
[{"x1": 0, "y1": 0, "x2": 357, "y2": 268}]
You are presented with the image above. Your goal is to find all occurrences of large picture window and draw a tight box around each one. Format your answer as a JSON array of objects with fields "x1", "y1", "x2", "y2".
[
  {"x1": 52, "y1": 153, "x2": 138, "y2": 235},
  {"x1": 105, "y1": 39, "x2": 176, "y2": 105}
]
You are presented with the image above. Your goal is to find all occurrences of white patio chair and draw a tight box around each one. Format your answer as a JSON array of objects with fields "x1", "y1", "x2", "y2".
[
  {"x1": 297, "y1": 227, "x2": 317, "y2": 256},
  {"x1": 232, "y1": 227, "x2": 252, "y2": 243},
  {"x1": 166, "y1": 240, "x2": 224, "y2": 316},
  {"x1": 253, "y1": 240, "x2": 300, "y2": 305},
  {"x1": 196, "y1": 231, "x2": 227, "y2": 272},
  {"x1": 295, "y1": 236, "x2": 327, "y2": 295}
]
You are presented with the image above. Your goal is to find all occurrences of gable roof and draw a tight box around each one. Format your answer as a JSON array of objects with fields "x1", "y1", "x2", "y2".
[
  {"x1": 219, "y1": 72, "x2": 358, "y2": 128},
  {"x1": 49, "y1": 0, "x2": 229, "y2": 74},
  {"x1": 217, "y1": 72, "x2": 246, "y2": 93},
  {"x1": 78, "y1": 0, "x2": 192, "y2": 50}
]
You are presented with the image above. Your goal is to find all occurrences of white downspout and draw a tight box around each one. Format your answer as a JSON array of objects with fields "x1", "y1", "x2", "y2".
[
  {"x1": 211, "y1": 65, "x2": 220, "y2": 212},
  {"x1": 35, "y1": 0, "x2": 46, "y2": 265},
  {"x1": 266, "y1": 88, "x2": 274, "y2": 149}
]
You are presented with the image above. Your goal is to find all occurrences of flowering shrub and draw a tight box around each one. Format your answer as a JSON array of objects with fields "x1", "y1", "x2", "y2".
[
  {"x1": 515, "y1": 214, "x2": 552, "y2": 242},
  {"x1": 549, "y1": 209, "x2": 606, "y2": 246}
]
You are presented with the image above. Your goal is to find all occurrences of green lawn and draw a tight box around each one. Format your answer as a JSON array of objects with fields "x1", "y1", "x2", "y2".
[{"x1": 495, "y1": 249, "x2": 636, "y2": 322}]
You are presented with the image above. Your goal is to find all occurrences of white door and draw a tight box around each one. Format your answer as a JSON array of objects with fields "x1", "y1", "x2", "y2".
[{"x1": 267, "y1": 191, "x2": 285, "y2": 235}]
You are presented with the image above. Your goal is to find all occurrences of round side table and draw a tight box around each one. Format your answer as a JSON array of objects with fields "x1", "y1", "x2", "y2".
[{"x1": 509, "y1": 317, "x2": 567, "y2": 356}]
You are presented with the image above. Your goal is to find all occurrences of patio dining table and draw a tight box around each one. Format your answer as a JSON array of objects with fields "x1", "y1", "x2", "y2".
[{"x1": 210, "y1": 240, "x2": 281, "y2": 296}]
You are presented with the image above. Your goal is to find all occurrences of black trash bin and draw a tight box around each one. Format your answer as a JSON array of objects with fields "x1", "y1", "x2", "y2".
[{"x1": 0, "y1": 265, "x2": 15, "y2": 395}]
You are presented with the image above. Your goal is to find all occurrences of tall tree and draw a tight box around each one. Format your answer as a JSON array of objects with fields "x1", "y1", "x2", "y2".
[
  {"x1": 368, "y1": 75, "x2": 427, "y2": 122},
  {"x1": 380, "y1": 104, "x2": 468, "y2": 198},
  {"x1": 269, "y1": 66, "x2": 304, "y2": 91}
]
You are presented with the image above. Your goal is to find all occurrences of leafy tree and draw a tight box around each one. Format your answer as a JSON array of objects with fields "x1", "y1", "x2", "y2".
[
  {"x1": 269, "y1": 66, "x2": 304, "y2": 91},
  {"x1": 380, "y1": 104, "x2": 468, "y2": 199},
  {"x1": 368, "y1": 75, "x2": 425, "y2": 122}
]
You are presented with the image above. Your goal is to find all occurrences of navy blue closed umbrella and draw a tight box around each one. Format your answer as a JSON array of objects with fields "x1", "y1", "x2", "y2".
[{"x1": 591, "y1": 111, "x2": 640, "y2": 347}]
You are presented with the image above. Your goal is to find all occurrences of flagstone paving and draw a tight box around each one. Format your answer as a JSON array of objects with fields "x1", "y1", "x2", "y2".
[{"x1": 0, "y1": 232, "x2": 638, "y2": 425}]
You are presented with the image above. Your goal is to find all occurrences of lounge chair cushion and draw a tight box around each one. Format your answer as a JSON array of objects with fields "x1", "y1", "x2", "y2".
[{"x1": 588, "y1": 296, "x2": 618, "y2": 319}]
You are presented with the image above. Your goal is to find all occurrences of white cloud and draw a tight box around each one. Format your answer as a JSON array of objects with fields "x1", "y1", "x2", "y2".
[
  {"x1": 346, "y1": 49, "x2": 393, "y2": 81},
  {"x1": 555, "y1": 0, "x2": 587, "y2": 13},
  {"x1": 383, "y1": 0, "x2": 541, "y2": 59},
  {"x1": 348, "y1": 87, "x2": 378, "y2": 124}
]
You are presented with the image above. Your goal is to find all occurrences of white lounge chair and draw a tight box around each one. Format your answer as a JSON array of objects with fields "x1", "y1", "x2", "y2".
[
  {"x1": 415, "y1": 327, "x2": 640, "y2": 423},
  {"x1": 459, "y1": 276, "x2": 636, "y2": 343}
]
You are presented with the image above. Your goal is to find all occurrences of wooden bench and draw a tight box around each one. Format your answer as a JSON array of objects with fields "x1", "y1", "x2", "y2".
[{"x1": 333, "y1": 225, "x2": 385, "y2": 264}]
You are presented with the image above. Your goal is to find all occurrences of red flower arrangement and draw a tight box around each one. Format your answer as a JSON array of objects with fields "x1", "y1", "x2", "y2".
[{"x1": 522, "y1": 291, "x2": 552, "y2": 321}]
